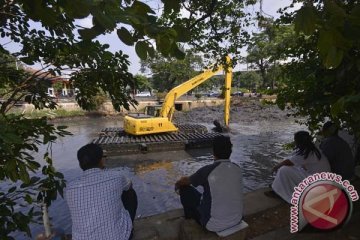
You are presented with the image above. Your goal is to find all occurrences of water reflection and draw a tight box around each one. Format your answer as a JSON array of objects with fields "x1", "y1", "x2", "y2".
[{"x1": 13, "y1": 117, "x2": 302, "y2": 239}]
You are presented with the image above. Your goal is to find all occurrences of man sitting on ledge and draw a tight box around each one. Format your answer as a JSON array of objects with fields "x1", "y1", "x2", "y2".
[
  {"x1": 65, "y1": 143, "x2": 137, "y2": 240},
  {"x1": 320, "y1": 121, "x2": 355, "y2": 180},
  {"x1": 175, "y1": 135, "x2": 244, "y2": 235}
]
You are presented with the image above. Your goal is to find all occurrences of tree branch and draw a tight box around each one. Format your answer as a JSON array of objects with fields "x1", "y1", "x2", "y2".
[{"x1": 189, "y1": 0, "x2": 218, "y2": 29}]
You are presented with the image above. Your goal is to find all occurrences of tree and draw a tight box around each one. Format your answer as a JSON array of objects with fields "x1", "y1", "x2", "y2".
[
  {"x1": 134, "y1": 74, "x2": 152, "y2": 93},
  {"x1": 276, "y1": 0, "x2": 360, "y2": 142},
  {"x1": 160, "y1": 0, "x2": 257, "y2": 65},
  {"x1": 140, "y1": 51, "x2": 204, "y2": 92},
  {"x1": 236, "y1": 71, "x2": 262, "y2": 91},
  {"x1": 246, "y1": 20, "x2": 296, "y2": 89},
  {"x1": 0, "y1": 0, "x2": 260, "y2": 237}
]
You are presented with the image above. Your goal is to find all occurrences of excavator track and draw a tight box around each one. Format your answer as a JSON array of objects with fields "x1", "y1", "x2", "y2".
[{"x1": 92, "y1": 124, "x2": 222, "y2": 156}]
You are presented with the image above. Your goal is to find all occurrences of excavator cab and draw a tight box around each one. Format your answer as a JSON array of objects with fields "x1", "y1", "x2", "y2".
[{"x1": 144, "y1": 105, "x2": 162, "y2": 117}]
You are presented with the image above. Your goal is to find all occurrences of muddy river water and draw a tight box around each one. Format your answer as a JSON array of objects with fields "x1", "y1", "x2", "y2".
[{"x1": 14, "y1": 105, "x2": 304, "y2": 239}]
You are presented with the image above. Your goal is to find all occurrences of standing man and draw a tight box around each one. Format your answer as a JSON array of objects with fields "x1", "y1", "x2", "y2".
[
  {"x1": 320, "y1": 121, "x2": 355, "y2": 180},
  {"x1": 175, "y1": 135, "x2": 244, "y2": 233},
  {"x1": 65, "y1": 143, "x2": 137, "y2": 240}
]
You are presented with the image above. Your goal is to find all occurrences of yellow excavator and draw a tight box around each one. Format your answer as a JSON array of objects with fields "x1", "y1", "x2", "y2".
[
  {"x1": 124, "y1": 57, "x2": 232, "y2": 135},
  {"x1": 94, "y1": 57, "x2": 232, "y2": 155}
]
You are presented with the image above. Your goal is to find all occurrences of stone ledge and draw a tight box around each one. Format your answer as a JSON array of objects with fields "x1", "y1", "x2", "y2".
[
  {"x1": 179, "y1": 220, "x2": 248, "y2": 240},
  {"x1": 132, "y1": 188, "x2": 284, "y2": 240}
]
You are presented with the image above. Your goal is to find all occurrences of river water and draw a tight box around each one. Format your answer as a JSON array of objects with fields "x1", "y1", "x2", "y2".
[{"x1": 13, "y1": 116, "x2": 302, "y2": 239}]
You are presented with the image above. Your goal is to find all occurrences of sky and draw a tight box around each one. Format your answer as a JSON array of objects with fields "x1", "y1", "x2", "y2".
[
  {"x1": 1, "y1": 0, "x2": 295, "y2": 74},
  {"x1": 94, "y1": 0, "x2": 295, "y2": 74}
]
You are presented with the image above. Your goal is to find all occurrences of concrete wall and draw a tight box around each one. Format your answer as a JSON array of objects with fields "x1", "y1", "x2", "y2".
[
  {"x1": 19, "y1": 99, "x2": 224, "y2": 115},
  {"x1": 20, "y1": 102, "x2": 83, "y2": 112}
]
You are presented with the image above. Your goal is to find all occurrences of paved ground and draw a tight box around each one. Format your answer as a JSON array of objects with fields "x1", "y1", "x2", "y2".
[
  {"x1": 252, "y1": 177, "x2": 360, "y2": 240},
  {"x1": 132, "y1": 188, "x2": 285, "y2": 240},
  {"x1": 132, "y1": 176, "x2": 360, "y2": 240}
]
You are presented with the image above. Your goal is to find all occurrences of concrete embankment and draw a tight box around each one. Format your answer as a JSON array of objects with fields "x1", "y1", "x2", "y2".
[
  {"x1": 133, "y1": 177, "x2": 360, "y2": 240},
  {"x1": 16, "y1": 99, "x2": 225, "y2": 117},
  {"x1": 132, "y1": 188, "x2": 285, "y2": 240}
]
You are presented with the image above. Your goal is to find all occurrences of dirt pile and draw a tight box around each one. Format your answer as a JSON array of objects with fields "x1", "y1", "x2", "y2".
[{"x1": 173, "y1": 98, "x2": 294, "y2": 125}]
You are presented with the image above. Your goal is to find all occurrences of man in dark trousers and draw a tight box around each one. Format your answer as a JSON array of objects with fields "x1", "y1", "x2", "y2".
[
  {"x1": 320, "y1": 121, "x2": 355, "y2": 180},
  {"x1": 175, "y1": 135, "x2": 244, "y2": 233},
  {"x1": 65, "y1": 143, "x2": 137, "y2": 240}
]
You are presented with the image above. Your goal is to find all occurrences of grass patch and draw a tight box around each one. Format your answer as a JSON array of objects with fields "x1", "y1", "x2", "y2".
[{"x1": 11, "y1": 108, "x2": 86, "y2": 119}]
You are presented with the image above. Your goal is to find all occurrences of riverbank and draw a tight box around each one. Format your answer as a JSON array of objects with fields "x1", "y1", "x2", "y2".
[
  {"x1": 11, "y1": 98, "x2": 226, "y2": 119},
  {"x1": 10, "y1": 96, "x2": 284, "y2": 123}
]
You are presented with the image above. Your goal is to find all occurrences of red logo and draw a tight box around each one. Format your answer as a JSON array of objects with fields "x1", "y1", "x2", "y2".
[{"x1": 301, "y1": 182, "x2": 350, "y2": 230}]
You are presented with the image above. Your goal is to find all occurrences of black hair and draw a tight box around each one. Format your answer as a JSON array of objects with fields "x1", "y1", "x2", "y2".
[
  {"x1": 294, "y1": 131, "x2": 321, "y2": 160},
  {"x1": 77, "y1": 143, "x2": 103, "y2": 170},
  {"x1": 213, "y1": 135, "x2": 232, "y2": 159},
  {"x1": 322, "y1": 121, "x2": 339, "y2": 135}
]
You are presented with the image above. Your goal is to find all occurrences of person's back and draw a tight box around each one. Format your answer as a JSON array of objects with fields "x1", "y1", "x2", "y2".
[
  {"x1": 321, "y1": 135, "x2": 355, "y2": 179},
  {"x1": 270, "y1": 131, "x2": 331, "y2": 203},
  {"x1": 175, "y1": 135, "x2": 243, "y2": 233},
  {"x1": 203, "y1": 160, "x2": 243, "y2": 231},
  {"x1": 65, "y1": 143, "x2": 136, "y2": 240},
  {"x1": 66, "y1": 169, "x2": 132, "y2": 240},
  {"x1": 295, "y1": 151, "x2": 330, "y2": 175},
  {"x1": 320, "y1": 122, "x2": 355, "y2": 180}
]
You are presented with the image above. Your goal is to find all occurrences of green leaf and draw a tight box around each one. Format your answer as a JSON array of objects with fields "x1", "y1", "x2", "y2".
[
  {"x1": 19, "y1": 163, "x2": 30, "y2": 184},
  {"x1": 318, "y1": 30, "x2": 334, "y2": 58},
  {"x1": 30, "y1": 176, "x2": 41, "y2": 184},
  {"x1": 147, "y1": 45, "x2": 155, "y2": 58},
  {"x1": 24, "y1": 195, "x2": 33, "y2": 204},
  {"x1": 323, "y1": 46, "x2": 343, "y2": 69},
  {"x1": 166, "y1": 29, "x2": 177, "y2": 38},
  {"x1": 0, "y1": 206, "x2": 12, "y2": 216},
  {"x1": 27, "y1": 160, "x2": 41, "y2": 171},
  {"x1": 55, "y1": 172, "x2": 64, "y2": 179},
  {"x1": 0, "y1": 132, "x2": 23, "y2": 144},
  {"x1": 132, "y1": 1, "x2": 155, "y2": 14},
  {"x1": 78, "y1": 28, "x2": 99, "y2": 40},
  {"x1": 92, "y1": 9, "x2": 116, "y2": 29},
  {"x1": 343, "y1": 94, "x2": 360, "y2": 104},
  {"x1": 325, "y1": 0, "x2": 345, "y2": 18},
  {"x1": 173, "y1": 25, "x2": 191, "y2": 42},
  {"x1": 171, "y1": 44, "x2": 185, "y2": 59},
  {"x1": 128, "y1": 16, "x2": 141, "y2": 25},
  {"x1": 162, "y1": 0, "x2": 181, "y2": 14},
  {"x1": 294, "y1": 6, "x2": 317, "y2": 35},
  {"x1": 157, "y1": 35, "x2": 172, "y2": 55},
  {"x1": 117, "y1": 27, "x2": 134, "y2": 46},
  {"x1": 57, "y1": 125, "x2": 68, "y2": 130},
  {"x1": 8, "y1": 186, "x2": 17, "y2": 193},
  {"x1": 135, "y1": 41, "x2": 148, "y2": 60},
  {"x1": 63, "y1": 1, "x2": 90, "y2": 18},
  {"x1": 330, "y1": 98, "x2": 345, "y2": 117}
]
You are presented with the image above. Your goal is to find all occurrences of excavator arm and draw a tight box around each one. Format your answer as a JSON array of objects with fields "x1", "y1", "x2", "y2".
[{"x1": 160, "y1": 57, "x2": 232, "y2": 126}]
